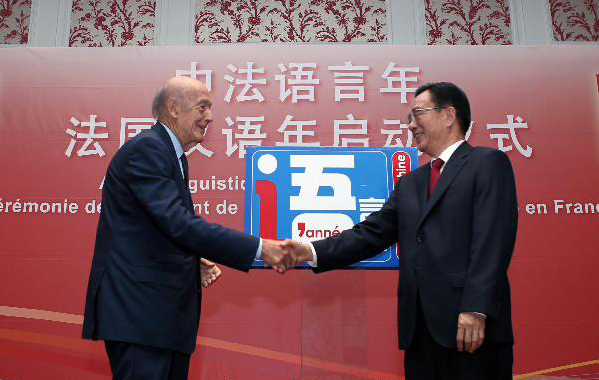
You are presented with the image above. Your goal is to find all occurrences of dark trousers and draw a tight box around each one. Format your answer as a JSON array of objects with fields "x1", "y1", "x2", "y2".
[
  {"x1": 404, "y1": 300, "x2": 513, "y2": 380},
  {"x1": 105, "y1": 340, "x2": 191, "y2": 380}
]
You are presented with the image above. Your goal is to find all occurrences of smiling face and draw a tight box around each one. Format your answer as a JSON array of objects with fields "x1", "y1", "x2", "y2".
[
  {"x1": 176, "y1": 85, "x2": 213, "y2": 148},
  {"x1": 161, "y1": 77, "x2": 213, "y2": 149},
  {"x1": 408, "y1": 90, "x2": 456, "y2": 158}
]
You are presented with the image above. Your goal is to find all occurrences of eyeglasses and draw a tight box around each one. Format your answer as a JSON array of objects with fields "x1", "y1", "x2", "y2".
[{"x1": 407, "y1": 106, "x2": 448, "y2": 124}]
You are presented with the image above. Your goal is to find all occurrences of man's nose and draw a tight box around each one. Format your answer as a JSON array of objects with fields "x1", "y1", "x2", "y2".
[
  {"x1": 204, "y1": 108, "x2": 213, "y2": 124},
  {"x1": 407, "y1": 118, "x2": 416, "y2": 130}
]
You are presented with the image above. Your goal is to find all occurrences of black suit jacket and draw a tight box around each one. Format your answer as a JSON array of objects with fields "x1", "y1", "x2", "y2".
[
  {"x1": 82, "y1": 123, "x2": 258, "y2": 354},
  {"x1": 312, "y1": 142, "x2": 518, "y2": 349}
]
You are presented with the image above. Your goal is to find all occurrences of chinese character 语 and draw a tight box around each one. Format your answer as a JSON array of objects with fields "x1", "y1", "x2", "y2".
[
  {"x1": 175, "y1": 62, "x2": 213, "y2": 91},
  {"x1": 65, "y1": 115, "x2": 109, "y2": 157},
  {"x1": 334, "y1": 114, "x2": 369, "y2": 147},
  {"x1": 379, "y1": 63, "x2": 419, "y2": 104},
  {"x1": 120, "y1": 117, "x2": 155, "y2": 147},
  {"x1": 328, "y1": 61, "x2": 370, "y2": 102},
  {"x1": 289, "y1": 154, "x2": 356, "y2": 211},
  {"x1": 276, "y1": 115, "x2": 320, "y2": 146},
  {"x1": 487, "y1": 115, "x2": 532, "y2": 158},
  {"x1": 275, "y1": 63, "x2": 319, "y2": 103},
  {"x1": 222, "y1": 116, "x2": 267, "y2": 158},
  {"x1": 224, "y1": 62, "x2": 267, "y2": 103}
]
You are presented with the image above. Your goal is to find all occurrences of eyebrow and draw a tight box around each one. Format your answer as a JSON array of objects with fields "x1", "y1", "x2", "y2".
[{"x1": 196, "y1": 99, "x2": 212, "y2": 107}]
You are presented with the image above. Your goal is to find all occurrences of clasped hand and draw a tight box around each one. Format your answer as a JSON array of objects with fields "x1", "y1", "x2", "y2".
[{"x1": 260, "y1": 239, "x2": 313, "y2": 273}]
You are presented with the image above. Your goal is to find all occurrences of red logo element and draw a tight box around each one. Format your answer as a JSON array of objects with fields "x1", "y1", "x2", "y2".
[
  {"x1": 255, "y1": 180, "x2": 277, "y2": 239},
  {"x1": 392, "y1": 151, "x2": 411, "y2": 183}
]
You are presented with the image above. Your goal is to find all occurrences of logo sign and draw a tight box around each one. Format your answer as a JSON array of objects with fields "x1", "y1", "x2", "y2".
[{"x1": 244, "y1": 147, "x2": 418, "y2": 268}]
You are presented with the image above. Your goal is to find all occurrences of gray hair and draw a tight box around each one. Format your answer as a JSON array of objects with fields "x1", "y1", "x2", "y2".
[
  {"x1": 152, "y1": 82, "x2": 192, "y2": 119},
  {"x1": 151, "y1": 86, "x2": 168, "y2": 119}
]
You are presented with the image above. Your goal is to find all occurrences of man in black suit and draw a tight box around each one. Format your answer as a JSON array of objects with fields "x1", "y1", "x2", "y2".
[
  {"x1": 82, "y1": 76, "x2": 293, "y2": 380},
  {"x1": 285, "y1": 82, "x2": 518, "y2": 380}
]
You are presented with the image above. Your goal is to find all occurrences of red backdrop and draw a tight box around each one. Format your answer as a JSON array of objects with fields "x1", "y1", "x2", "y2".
[{"x1": 0, "y1": 46, "x2": 598, "y2": 380}]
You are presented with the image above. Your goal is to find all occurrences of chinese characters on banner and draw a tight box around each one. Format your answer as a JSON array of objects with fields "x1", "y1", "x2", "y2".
[{"x1": 63, "y1": 61, "x2": 533, "y2": 160}]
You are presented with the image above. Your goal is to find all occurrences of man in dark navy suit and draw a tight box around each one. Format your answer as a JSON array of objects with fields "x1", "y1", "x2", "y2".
[
  {"x1": 285, "y1": 82, "x2": 518, "y2": 380},
  {"x1": 82, "y1": 76, "x2": 293, "y2": 380}
]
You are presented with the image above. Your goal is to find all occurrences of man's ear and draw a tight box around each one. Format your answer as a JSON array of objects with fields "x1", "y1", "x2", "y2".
[
  {"x1": 166, "y1": 97, "x2": 178, "y2": 118},
  {"x1": 444, "y1": 106, "x2": 457, "y2": 128}
]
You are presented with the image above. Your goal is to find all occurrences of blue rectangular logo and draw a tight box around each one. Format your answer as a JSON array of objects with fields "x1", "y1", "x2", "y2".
[{"x1": 244, "y1": 147, "x2": 418, "y2": 268}]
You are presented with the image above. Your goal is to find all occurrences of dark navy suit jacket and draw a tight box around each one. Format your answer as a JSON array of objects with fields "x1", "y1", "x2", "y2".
[
  {"x1": 82, "y1": 123, "x2": 258, "y2": 354},
  {"x1": 312, "y1": 142, "x2": 518, "y2": 350}
]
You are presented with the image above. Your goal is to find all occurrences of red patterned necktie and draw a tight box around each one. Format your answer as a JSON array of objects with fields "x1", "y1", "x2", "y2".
[{"x1": 428, "y1": 158, "x2": 444, "y2": 198}]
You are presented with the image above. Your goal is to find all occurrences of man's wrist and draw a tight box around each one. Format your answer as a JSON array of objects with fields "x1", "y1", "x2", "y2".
[{"x1": 305, "y1": 242, "x2": 317, "y2": 267}]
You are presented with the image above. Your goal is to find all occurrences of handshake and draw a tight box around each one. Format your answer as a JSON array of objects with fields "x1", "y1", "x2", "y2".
[
  {"x1": 260, "y1": 239, "x2": 314, "y2": 273},
  {"x1": 201, "y1": 239, "x2": 311, "y2": 289}
]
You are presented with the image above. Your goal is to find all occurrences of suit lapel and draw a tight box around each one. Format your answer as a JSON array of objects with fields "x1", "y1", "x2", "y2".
[
  {"x1": 153, "y1": 123, "x2": 194, "y2": 211},
  {"x1": 418, "y1": 142, "x2": 472, "y2": 227},
  {"x1": 414, "y1": 164, "x2": 429, "y2": 215}
]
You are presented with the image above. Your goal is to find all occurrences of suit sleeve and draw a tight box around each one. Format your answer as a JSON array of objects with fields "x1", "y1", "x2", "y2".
[
  {"x1": 312, "y1": 178, "x2": 401, "y2": 272},
  {"x1": 460, "y1": 150, "x2": 518, "y2": 319},
  {"x1": 124, "y1": 137, "x2": 258, "y2": 271}
]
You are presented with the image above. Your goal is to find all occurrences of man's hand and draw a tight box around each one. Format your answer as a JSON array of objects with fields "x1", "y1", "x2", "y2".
[
  {"x1": 261, "y1": 239, "x2": 296, "y2": 274},
  {"x1": 280, "y1": 239, "x2": 313, "y2": 264},
  {"x1": 200, "y1": 258, "x2": 221, "y2": 288},
  {"x1": 456, "y1": 312, "x2": 486, "y2": 353}
]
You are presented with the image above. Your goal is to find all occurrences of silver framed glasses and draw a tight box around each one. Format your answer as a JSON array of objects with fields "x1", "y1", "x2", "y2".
[{"x1": 407, "y1": 106, "x2": 448, "y2": 124}]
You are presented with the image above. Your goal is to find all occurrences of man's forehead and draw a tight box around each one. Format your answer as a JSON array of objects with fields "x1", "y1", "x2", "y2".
[
  {"x1": 193, "y1": 88, "x2": 211, "y2": 101},
  {"x1": 198, "y1": 86, "x2": 210, "y2": 96},
  {"x1": 412, "y1": 90, "x2": 432, "y2": 108}
]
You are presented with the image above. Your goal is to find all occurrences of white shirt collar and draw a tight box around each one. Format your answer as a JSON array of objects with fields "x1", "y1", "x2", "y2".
[
  {"x1": 432, "y1": 139, "x2": 465, "y2": 172},
  {"x1": 159, "y1": 122, "x2": 184, "y2": 159}
]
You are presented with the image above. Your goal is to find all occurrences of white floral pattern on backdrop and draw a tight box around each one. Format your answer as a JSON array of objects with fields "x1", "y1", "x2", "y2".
[
  {"x1": 69, "y1": 0, "x2": 156, "y2": 47},
  {"x1": 549, "y1": 0, "x2": 598, "y2": 41},
  {"x1": 425, "y1": 0, "x2": 512, "y2": 45},
  {"x1": 194, "y1": 0, "x2": 388, "y2": 43},
  {"x1": 0, "y1": 0, "x2": 31, "y2": 45}
]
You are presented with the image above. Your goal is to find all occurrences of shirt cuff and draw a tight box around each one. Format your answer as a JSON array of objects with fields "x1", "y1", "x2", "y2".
[
  {"x1": 306, "y1": 241, "x2": 317, "y2": 267},
  {"x1": 254, "y1": 238, "x2": 262, "y2": 260}
]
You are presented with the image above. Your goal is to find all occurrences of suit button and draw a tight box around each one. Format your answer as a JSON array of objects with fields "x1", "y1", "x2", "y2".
[{"x1": 417, "y1": 236, "x2": 424, "y2": 243}]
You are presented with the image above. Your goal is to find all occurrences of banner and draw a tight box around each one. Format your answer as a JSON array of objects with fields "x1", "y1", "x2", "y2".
[{"x1": 0, "y1": 46, "x2": 598, "y2": 380}]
